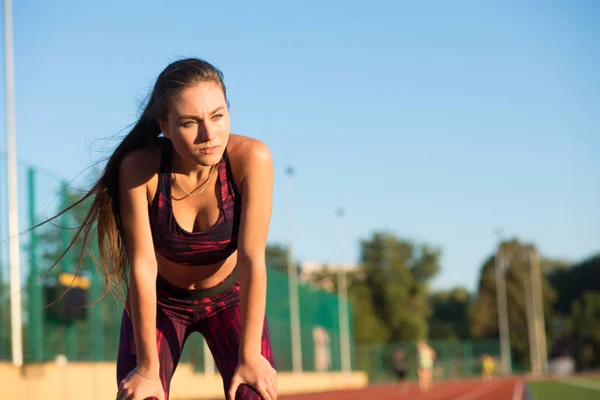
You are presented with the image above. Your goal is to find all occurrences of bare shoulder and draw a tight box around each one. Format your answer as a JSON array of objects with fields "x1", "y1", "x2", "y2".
[
  {"x1": 119, "y1": 141, "x2": 162, "y2": 190},
  {"x1": 226, "y1": 134, "x2": 273, "y2": 179}
]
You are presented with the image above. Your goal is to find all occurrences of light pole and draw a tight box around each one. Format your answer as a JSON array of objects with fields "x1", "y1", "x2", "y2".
[
  {"x1": 523, "y1": 246, "x2": 539, "y2": 375},
  {"x1": 531, "y1": 249, "x2": 548, "y2": 373},
  {"x1": 335, "y1": 208, "x2": 351, "y2": 374},
  {"x1": 526, "y1": 247, "x2": 547, "y2": 375},
  {"x1": 494, "y1": 236, "x2": 511, "y2": 375},
  {"x1": 4, "y1": 0, "x2": 23, "y2": 367},
  {"x1": 285, "y1": 166, "x2": 302, "y2": 373}
]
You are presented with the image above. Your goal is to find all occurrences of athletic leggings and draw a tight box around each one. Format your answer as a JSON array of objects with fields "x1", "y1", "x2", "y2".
[{"x1": 116, "y1": 269, "x2": 275, "y2": 400}]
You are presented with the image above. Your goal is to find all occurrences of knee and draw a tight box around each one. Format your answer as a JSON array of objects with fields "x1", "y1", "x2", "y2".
[{"x1": 234, "y1": 383, "x2": 266, "y2": 400}]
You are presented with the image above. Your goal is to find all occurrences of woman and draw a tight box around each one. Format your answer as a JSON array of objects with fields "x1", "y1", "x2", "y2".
[
  {"x1": 41, "y1": 58, "x2": 277, "y2": 400},
  {"x1": 417, "y1": 340, "x2": 435, "y2": 392}
]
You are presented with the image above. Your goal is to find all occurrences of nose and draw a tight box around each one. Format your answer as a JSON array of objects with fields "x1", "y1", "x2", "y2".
[{"x1": 196, "y1": 120, "x2": 217, "y2": 144}]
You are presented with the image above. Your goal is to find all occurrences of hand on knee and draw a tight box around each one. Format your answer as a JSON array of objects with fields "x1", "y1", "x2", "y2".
[{"x1": 227, "y1": 355, "x2": 277, "y2": 400}]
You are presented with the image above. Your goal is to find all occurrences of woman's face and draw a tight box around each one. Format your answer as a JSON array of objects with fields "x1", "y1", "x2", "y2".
[{"x1": 159, "y1": 81, "x2": 230, "y2": 167}]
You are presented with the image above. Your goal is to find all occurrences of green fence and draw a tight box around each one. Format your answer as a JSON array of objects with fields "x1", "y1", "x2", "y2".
[
  {"x1": 1, "y1": 266, "x2": 353, "y2": 373},
  {"x1": 267, "y1": 268, "x2": 355, "y2": 372},
  {"x1": 355, "y1": 339, "x2": 501, "y2": 383}
]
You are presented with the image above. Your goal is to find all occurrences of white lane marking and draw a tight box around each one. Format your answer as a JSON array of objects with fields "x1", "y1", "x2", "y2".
[
  {"x1": 452, "y1": 382, "x2": 505, "y2": 400},
  {"x1": 512, "y1": 380, "x2": 524, "y2": 400}
]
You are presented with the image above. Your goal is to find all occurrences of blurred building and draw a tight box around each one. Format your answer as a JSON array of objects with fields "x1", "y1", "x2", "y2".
[{"x1": 299, "y1": 260, "x2": 362, "y2": 292}]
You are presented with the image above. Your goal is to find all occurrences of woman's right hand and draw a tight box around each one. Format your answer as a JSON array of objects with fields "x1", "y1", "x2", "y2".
[{"x1": 116, "y1": 367, "x2": 165, "y2": 400}]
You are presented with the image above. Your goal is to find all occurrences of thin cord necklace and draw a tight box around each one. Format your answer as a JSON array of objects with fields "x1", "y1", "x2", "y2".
[{"x1": 172, "y1": 164, "x2": 217, "y2": 197}]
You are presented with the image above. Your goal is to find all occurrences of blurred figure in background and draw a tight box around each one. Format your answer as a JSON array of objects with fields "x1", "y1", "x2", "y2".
[
  {"x1": 392, "y1": 347, "x2": 409, "y2": 393},
  {"x1": 480, "y1": 354, "x2": 496, "y2": 381},
  {"x1": 417, "y1": 340, "x2": 436, "y2": 392},
  {"x1": 313, "y1": 326, "x2": 331, "y2": 372}
]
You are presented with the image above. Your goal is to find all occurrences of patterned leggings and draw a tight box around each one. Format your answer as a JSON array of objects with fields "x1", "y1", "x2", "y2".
[{"x1": 116, "y1": 270, "x2": 275, "y2": 399}]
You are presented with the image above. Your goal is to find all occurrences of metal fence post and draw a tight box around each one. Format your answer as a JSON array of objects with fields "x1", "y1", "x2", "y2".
[{"x1": 27, "y1": 167, "x2": 44, "y2": 362}]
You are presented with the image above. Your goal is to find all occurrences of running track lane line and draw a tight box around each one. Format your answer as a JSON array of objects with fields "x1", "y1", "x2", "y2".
[
  {"x1": 280, "y1": 379, "x2": 521, "y2": 400},
  {"x1": 281, "y1": 381, "x2": 486, "y2": 400},
  {"x1": 451, "y1": 380, "x2": 511, "y2": 400},
  {"x1": 381, "y1": 380, "x2": 516, "y2": 400},
  {"x1": 397, "y1": 380, "x2": 494, "y2": 400},
  {"x1": 512, "y1": 380, "x2": 524, "y2": 400}
]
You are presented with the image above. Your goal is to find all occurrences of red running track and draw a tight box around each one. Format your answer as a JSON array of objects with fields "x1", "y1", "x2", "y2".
[{"x1": 281, "y1": 378, "x2": 525, "y2": 400}]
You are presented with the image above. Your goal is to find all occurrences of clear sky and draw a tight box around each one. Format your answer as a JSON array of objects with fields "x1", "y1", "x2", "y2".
[{"x1": 1, "y1": 0, "x2": 598, "y2": 291}]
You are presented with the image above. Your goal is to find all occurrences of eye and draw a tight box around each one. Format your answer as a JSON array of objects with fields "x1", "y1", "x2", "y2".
[
  {"x1": 212, "y1": 114, "x2": 223, "y2": 121},
  {"x1": 181, "y1": 121, "x2": 195, "y2": 127}
]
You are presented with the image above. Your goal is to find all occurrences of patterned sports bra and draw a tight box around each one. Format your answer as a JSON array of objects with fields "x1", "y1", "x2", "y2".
[{"x1": 149, "y1": 139, "x2": 241, "y2": 266}]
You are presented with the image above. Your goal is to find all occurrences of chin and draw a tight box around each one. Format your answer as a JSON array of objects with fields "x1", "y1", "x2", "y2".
[{"x1": 194, "y1": 148, "x2": 224, "y2": 166}]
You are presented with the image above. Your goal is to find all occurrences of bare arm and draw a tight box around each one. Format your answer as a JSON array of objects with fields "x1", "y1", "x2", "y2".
[
  {"x1": 235, "y1": 141, "x2": 274, "y2": 361},
  {"x1": 118, "y1": 151, "x2": 160, "y2": 376}
]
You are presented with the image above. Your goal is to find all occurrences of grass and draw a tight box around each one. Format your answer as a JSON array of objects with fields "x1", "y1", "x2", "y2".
[{"x1": 527, "y1": 379, "x2": 600, "y2": 400}]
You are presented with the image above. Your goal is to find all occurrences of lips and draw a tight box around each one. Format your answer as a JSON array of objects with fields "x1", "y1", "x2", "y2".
[{"x1": 199, "y1": 146, "x2": 219, "y2": 154}]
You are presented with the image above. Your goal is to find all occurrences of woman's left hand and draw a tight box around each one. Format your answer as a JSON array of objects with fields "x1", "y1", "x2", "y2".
[{"x1": 228, "y1": 354, "x2": 277, "y2": 400}]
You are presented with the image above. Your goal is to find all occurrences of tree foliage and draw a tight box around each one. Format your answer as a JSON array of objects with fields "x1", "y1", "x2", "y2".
[
  {"x1": 571, "y1": 291, "x2": 600, "y2": 369},
  {"x1": 548, "y1": 254, "x2": 600, "y2": 369},
  {"x1": 428, "y1": 287, "x2": 471, "y2": 341},
  {"x1": 265, "y1": 243, "x2": 289, "y2": 274},
  {"x1": 352, "y1": 231, "x2": 441, "y2": 343},
  {"x1": 549, "y1": 255, "x2": 600, "y2": 315}
]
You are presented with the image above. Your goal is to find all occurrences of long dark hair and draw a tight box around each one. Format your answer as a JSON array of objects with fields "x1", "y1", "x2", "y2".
[{"x1": 35, "y1": 58, "x2": 227, "y2": 301}]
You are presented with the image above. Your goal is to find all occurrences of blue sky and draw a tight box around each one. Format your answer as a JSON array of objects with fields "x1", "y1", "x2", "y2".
[{"x1": 0, "y1": 0, "x2": 598, "y2": 291}]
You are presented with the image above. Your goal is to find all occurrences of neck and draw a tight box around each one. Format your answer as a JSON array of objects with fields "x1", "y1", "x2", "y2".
[{"x1": 171, "y1": 151, "x2": 215, "y2": 184}]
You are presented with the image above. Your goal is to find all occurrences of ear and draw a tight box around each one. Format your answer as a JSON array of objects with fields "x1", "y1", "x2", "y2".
[{"x1": 158, "y1": 118, "x2": 169, "y2": 138}]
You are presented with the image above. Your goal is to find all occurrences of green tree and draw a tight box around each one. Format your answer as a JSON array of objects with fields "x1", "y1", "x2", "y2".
[
  {"x1": 265, "y1": 243, "x2": 289, "y2": 274},
  {"x1": 349, "y1": 280, "x2": 392, "y2": 343},
  {"x1": 469, "y1": 239, "x2": 557, "y2": 366},
  {"x1": 548, "y1": 254, "x2": 600, "y2": 370},
  {"x1": 571, "y1": 291, "x2": 600, "y2": 369},
  {"x1": 428, "y1": 287, "x2": 471, "y2": 341},
  {"x1": 550, "y1": 255, "x2": 600, "y2": 315},
  {"x1": 355, "y1": 231, "x2": 441, "y2": 343}
]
